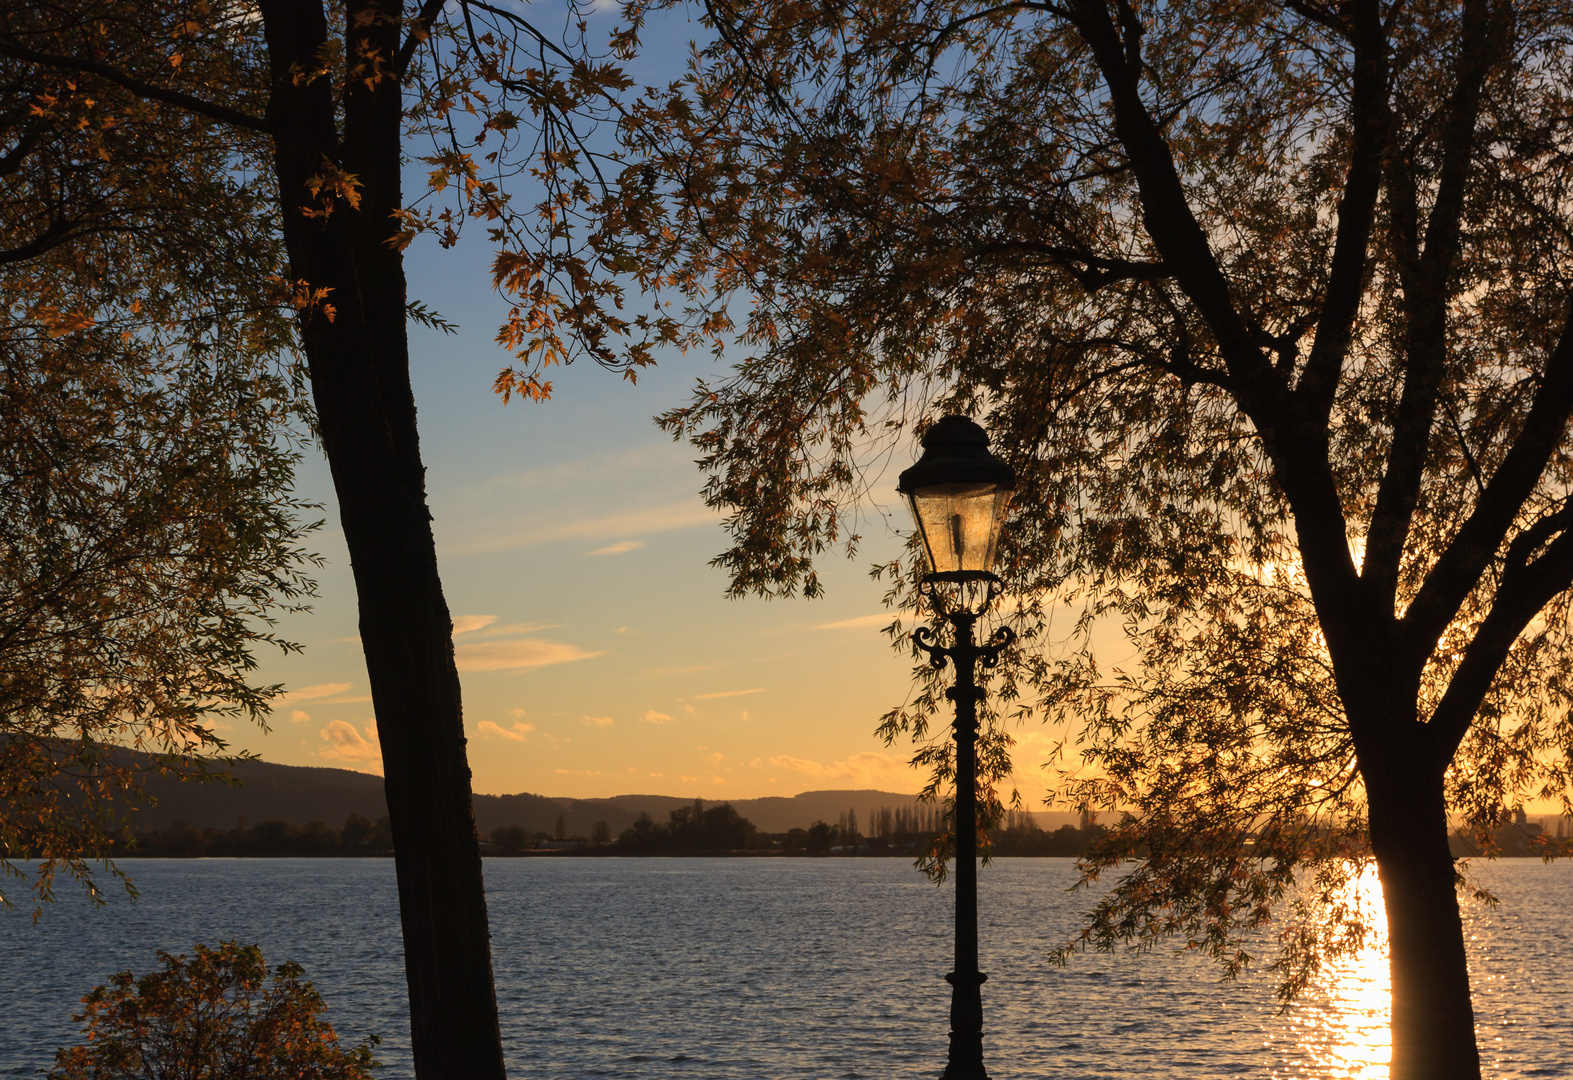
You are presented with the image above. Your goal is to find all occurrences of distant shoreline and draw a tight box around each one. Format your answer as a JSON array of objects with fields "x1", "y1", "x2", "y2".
[{"x1": 106, "y1": 850, "x2": 1079, "y2": 860}]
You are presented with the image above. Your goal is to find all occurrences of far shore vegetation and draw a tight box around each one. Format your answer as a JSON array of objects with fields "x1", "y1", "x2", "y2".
[
  {"x1": 113, "y1": 798, "x2": 1571, "y2": 862},
  {"x1": 111, "y1": 801, "x2": 1105, "y2": 859}
]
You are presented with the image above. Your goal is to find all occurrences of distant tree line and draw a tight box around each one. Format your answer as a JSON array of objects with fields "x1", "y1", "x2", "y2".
[
  {"x1": 114, "y1": 803, "x2": 1106, "y2": 858},
  {"x1": 616, "y1": 800, "x2": 771, "y2": 853},
  {"x1": 791, "y1": 804, "x2": 1104, "y2": 857},
  {"x1": 488, "y1": 818, "x2": 614, "y2": 852},
  {"x1": 117, "y1": 815, "x2": 393, "y2": 857},
  {"x1": 987, "y1": 811, "x2": 1104, "y2": 857}
]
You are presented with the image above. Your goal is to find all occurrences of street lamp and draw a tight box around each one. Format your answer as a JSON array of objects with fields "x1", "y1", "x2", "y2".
[{"x1": 897, "y1": 414, "x2": 1016, "y2": 1080}]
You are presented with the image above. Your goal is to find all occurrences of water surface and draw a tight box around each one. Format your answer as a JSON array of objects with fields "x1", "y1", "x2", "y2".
[{"x1": 1, "y1": 858, "x2": 1567, "y2": 1077}]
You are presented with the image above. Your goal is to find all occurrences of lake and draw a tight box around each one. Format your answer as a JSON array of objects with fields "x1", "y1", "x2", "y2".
[{"x1": 1, "y1": 857, "x2": 1569, "y2": 1077}]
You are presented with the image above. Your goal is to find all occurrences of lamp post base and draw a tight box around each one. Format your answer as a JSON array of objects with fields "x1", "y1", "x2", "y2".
[
  {"x1": 942, "y1": 1041, "x2": 991, "y2": 1079},
  {"x1": 942, "y1": 969, "x2": 989, "y2": 1080}
]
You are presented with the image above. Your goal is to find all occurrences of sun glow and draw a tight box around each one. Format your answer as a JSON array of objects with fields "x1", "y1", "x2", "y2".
[{"x1": 1281, "y1": 866, "x2": 1392, "y2": 1078}]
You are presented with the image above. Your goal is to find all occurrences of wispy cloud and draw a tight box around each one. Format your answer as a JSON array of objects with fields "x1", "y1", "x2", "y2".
[
  {"x1": 290, "y1": 710, "x2": 312, "y2": 724},
  {"x1": 282, "y1": 682, "x2": 355, "y2": 703},
  {"x1": 581, "y1": 715, "x2": 615, "y2": 727},
  {"x1": 455, "y1": 639, "x2": 604, "y2": 672},
  {"x1": 551, "y1": 502, "x2": 714, "y2": 542},
  {"x1": 812, "y1": 613, "x2": 901, "y2": 631},
  {"x1": 452, "y1": 615, "x2": 560, "y2": 637},
  {"x1": 643, "y1": 710, "x2": 674, "y2": 723},
  {"x1": 587, "y1": 539, "x2": 644, "y2": 556},
  {"x1": 478, "y1": 720, "x2": 534, "y2": 742},
  {"x1": 689, "y1": 688, "x2": 766, "y2": 700},
  {"x1": 320, "y1": 719, "x2": 382, "y2": 774},
  {"x1": 647, "y1": 650, "x2": 797, "y2": 678},
  {"x1": 485, "y1": 622, "x2": 560, "y2": 636}
]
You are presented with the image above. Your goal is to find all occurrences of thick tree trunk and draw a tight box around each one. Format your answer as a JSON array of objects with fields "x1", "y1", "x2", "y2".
[
  {"x1": 259, "y1": 2, "x2": 508, "y2": 1077},
  {"x1": 1366, "y1": 760, "x2": 1479, "y2": 1080}
]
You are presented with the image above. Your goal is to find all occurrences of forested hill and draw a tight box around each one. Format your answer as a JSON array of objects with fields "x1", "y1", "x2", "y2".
[{"x1": 134, "y1": 759, "x2": 1058, "y2": 836}]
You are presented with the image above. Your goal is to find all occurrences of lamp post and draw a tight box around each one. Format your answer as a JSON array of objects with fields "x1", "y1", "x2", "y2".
[{"x1": 898, "y1": 415, "x2": 1016, "y2": 1080}]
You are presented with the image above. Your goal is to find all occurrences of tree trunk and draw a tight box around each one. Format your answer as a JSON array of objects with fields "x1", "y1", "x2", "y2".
[
  {"x1": 1367, "y1": 760, "x2": 1480, "y2": 1080},
  {"x1": 259, "y1": 2, "x2": 508, "y2": 1077}
]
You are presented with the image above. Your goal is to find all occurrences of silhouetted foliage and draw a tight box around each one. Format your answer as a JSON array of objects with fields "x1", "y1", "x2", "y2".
[
  {"x1": 49, "y1": 941, "x2": 378, "y2": 1079},
  {"x1": 3, "y1": 0, "x2": 648, "y2": 1071},
  {"x1": 989, "y1": 814, "x2": 1099, "y2": 857},
  {"x1": 121, "y1": 816, "x2": 394, "y2": 858},
  {"x1": 489, "y1": 825, "x2": 547, "y2": 854},
  {"x1": 570, "y1": 0, "x2": 1573, "y2": 1071},
  {"x1": 615, "y1": 801, "x2": 766, "y2": 852},
  {"x1": 0, "y1": 0, "x2": 318, "y2": 911}
]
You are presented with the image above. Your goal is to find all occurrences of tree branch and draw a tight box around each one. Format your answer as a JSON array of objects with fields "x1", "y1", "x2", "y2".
[
  {"x1": 397, "y1": 0, "x2": 447, "y2": 78},
  {"x1": 0, "y1": 126, "x2": 42, "y2": 178},
  {"x1": 1063, "y1": 0, "x2": 1271, "y2": 401},
  {"x1": 0, "y1": 216, "x2": 79, "y2": 264},
  {"x1": 1362, "y1": 0, "x2": 1504, "y2": 611},
  {"x1": 1425, "y1": 506, "x2": 1573, "y2": 769},
  {"x1": 1402, "y1": 296, "x2": 1573, "y2": 649},
  {"x1": 1291, "y1": 0, "x2": 1387, "y2": 422},
  {"x1": 1277, "y1": 0, "x2": 1345, "y2": 34},
  {"x1": 1064, "y1": 0, "x2": 1363, "y2": 633},
  {"x1": 0, "y1": 40, "x2": 271, "y2": 134},
  {"x1": 967, "y1": 237, "x2": 1169, "y2": 290}
]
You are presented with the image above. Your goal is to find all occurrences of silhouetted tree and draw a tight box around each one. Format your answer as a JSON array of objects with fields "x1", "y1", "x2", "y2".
[
  {"x1": 342, "y1": 814, "x2": 375, "y2": 850},
  {"x1": 572, "y1": 0, "x2": 1573, "y2": 1072},
  {"x1": 50, "y1": 941, "x2": 378, "y2": 1079},
  {"x1": 616, "y1": 803, "x2": 762, "y2": 851},
  {"x1": 5, "y1": 1, "x2": 654, "y2": 1071}
]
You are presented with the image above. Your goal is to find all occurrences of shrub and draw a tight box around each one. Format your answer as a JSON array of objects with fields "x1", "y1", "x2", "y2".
[{"x1": 50, "y1": 941, "x2": 379, "y2": 1079}]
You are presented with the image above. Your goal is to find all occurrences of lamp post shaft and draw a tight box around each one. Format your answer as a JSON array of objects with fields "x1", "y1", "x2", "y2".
[{"x1": 943, "y1": 611, "x2": 989, "y2": 1080}]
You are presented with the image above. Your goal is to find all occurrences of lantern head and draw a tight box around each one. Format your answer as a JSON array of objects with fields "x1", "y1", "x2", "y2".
[{"x1": 897, "y1": 415, "x2": 1015, "y2": 579}]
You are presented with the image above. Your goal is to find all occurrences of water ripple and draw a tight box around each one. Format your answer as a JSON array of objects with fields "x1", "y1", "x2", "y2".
[{"x1": 0, "y1": 858, "x2": 1567, "y2": 1078}]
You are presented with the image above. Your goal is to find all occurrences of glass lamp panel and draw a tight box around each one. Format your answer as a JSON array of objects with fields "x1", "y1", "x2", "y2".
[{"x1": 907, "y1": 484, "x2": 1012, "y2": 573}]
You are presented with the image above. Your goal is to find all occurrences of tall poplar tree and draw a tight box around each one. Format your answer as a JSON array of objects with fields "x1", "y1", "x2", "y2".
[{"x1": 531, "y1": 0, "x2": 1573, "y2": 1075}]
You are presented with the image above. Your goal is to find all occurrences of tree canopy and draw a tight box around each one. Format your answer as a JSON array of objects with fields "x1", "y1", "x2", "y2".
[
  {"x1": 543, "y1": 0, "x2": 1573, "y2": 1074},
  {"x1": 4, "y1": 0, "x2": 652, "y2": 1070},
  {"x1": 50, "y1": 941, "x2": 379, "y2": 1080},
  {"x1": 0, "y1": 0, "x2": 317, "y2": 911}
]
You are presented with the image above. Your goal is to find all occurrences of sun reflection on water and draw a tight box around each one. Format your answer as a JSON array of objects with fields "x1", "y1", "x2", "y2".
[{"x1": 1278, "y1": 866, "x2": 1392, "y2": 1078}]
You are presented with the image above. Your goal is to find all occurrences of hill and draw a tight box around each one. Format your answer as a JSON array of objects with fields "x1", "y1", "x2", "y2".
[{"x1": 134, "y1": 758, "x2": 1078, "y2": 835}]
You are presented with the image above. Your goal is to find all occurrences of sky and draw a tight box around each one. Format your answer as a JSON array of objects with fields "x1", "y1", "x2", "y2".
[
  {"x1": 238, "y1": 247, "x2": 978, "y2": 800},
  {"x1": 240, "y1": 288, "x2": 995, "y2": 800},
  {"x1": 230, "y1": 8, "x2": 1070, "y2": 802},
  {"x1": 221, "y1": 2, "x2": 1566, "y2": 818}
]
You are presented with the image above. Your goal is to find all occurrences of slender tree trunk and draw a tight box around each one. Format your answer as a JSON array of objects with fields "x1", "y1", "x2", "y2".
[
  {"x1": 259, "y1": 2, "x2": 507, "y2": 1076},
  {"x1": 1366, "y1": 753, "x2": 1479, "y2": 1080}
]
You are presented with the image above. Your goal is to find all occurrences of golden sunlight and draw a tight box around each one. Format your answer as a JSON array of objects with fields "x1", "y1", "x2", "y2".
[{"x1": 1280, "y1": 867, "x2": 1392, "y2": 1078}]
